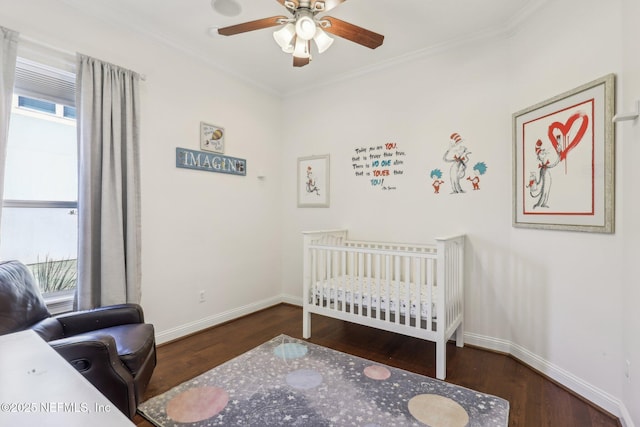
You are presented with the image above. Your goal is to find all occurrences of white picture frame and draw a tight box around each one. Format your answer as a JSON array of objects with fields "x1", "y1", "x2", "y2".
[
  {"x1": 200, "y1": 122, "x2": 225, "y2": 153},
  {"x1": 512, "y1": 74, "x2": 615, "y2": 233},
  {"x1": 297, "y1": 154, "x2": 330, "y2": 208}
]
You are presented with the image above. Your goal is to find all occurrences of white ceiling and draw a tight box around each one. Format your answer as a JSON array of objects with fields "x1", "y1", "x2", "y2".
[{"x1": 59, "y1": 0, "x2": 546, "y2": 96}]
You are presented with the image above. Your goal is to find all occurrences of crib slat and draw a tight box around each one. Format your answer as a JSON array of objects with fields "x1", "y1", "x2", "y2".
[
  {"x1": 320, "y1": 249, "x2": 325, "y2": 309},
  {"x1": 358, "y1": 252, "x2": 366, "y2": 312},
  {"x1": 414, "y1": 257, "x2": 421, "y2": 329},
  {"x1": 312, "y1": 249, "x2": 318, "y2": 305},
  {"x1": 320, "y1": 248, "x2": 327, "y2": 309},
  {"x1": 324, "y1": 248, "x2": 331, "y2": 309},
  {"x1": 349, "y1": 247, "x2": 362, "y2": 312},
  {"x1": 384, "y1": 254, "x2": 390, "y2": 323},
  {"x1": 358, "y1": 253, "x2": 373, "y2": 316},
  {"x1": 426, "y1": 257, "x2": 434, "y2": 331},
  {"x1": 311, "y1": 249, "x2": 318, "y2": 308},
  {"x1": 403, "y1": 256, "x2": 410, "y2": 327},
  {"x1": 376, "y1": 254, "x2": 382, "y2": 319},
  {"x1": 338, "y1": 251, "x2": 346, "y2": 311},
  {"x1": 394, "y1": 254, "x2": 400, "y2": 326},
  {"x1": 340, "y1": 250, "x2": 347, "y2": 314}
]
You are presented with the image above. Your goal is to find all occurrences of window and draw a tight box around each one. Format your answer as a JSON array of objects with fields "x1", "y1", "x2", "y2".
[{"x1": 0, "y1": 57, "x2": 77, "y2": 313}]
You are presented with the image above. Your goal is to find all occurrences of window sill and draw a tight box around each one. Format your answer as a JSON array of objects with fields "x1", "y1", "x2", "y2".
[{"x1": 44, "y1": 291, "x2": 74, "y2": 315}]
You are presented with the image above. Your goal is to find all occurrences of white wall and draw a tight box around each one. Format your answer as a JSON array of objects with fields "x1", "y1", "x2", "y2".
[
  {"x1": 506, "y1": 0, "x2": 625, "y2": 410},
  {"x1": 0, "y1": 0, "x2": 285, "y2": 339},
  {"x1": 281, "y1": 0, "x2": 636, "y2": 423},
  {"x1": 621, "y1": 0, "x2": 640, "y2": 423}
]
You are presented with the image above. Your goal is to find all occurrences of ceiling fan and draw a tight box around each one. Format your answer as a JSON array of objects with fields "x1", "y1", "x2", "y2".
[{"x1": 216, "y1": 0, "x2": 384, "y2": 67}]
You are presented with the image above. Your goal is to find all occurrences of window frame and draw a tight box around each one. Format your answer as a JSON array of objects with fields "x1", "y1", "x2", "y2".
[
  {"x1": 2, "y1": 200, "x2": 77, "y2": 209},
  {"x1": 2, "y1": 56, "x2": 78, "y2": 314}
]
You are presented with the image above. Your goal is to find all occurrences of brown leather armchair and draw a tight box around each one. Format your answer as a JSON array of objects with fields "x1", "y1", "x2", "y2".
[{"x1": 0, "y1": 260, "x2": 156, "y2": 419}]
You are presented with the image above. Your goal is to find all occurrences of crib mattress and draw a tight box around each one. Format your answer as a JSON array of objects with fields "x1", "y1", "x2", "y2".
[{"x1": 311, "y1": 275, "x2": 437, "y2": 319}]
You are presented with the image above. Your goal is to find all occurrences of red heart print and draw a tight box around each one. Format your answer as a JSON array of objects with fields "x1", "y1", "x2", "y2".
[{"x1": 547, "y1": 112, "x2": 589, "y2": 161}]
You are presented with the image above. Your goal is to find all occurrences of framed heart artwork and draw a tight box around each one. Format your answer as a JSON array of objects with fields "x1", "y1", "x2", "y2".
[{"x1": 513, "y1": 74, "x2": 615, "y2": 233}]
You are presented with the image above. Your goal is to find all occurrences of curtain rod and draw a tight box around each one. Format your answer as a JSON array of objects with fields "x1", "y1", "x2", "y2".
[{"x1": 18, "y1": 34, "x2": 147, "y2": 81}]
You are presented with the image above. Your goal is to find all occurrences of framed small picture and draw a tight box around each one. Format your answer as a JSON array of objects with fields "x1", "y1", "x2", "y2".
[
  {"x1": 297, "y1": 154, "x2": 330, "y2": 208},
  {"x1": 200, "y1": 122, "x2": 225, "y2": 153},
  {"x1": 512, "y1": 74, "x2": 615, "y2": 233}
]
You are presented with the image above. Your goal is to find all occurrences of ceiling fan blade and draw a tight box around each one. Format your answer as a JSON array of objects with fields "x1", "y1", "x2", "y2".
[
  {"x1": 218, "y1": 16, "x2": 288, "y2": 36},
  {"x1": 322, "y1": 16, "x2": 384, "y2": 49},
  {"x1": 313, "y1": 0, "x2": 346, "y2": 13},
  {"x1": 293, "y1": 56, "x2": 310, "y2": 67}
]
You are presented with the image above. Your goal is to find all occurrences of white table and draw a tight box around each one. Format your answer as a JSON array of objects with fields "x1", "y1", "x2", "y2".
[{"x1": 0, "y1": 330, "x2": 134, "y2": 426}]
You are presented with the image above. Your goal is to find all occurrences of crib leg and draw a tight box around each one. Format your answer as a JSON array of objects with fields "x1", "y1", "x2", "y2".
[
  {"x1": 456, "y1": 322, "x2": 464, "y2": 348},
  {"x1": 303, "y1": 308, "x2": 311, "y2": 339},
  {"x1": 436, "y1": 340, "x2": 446, "y2": 380}
]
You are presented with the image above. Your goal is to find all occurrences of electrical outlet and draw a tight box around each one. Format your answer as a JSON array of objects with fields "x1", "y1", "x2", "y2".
[
  {"x1": 625, "y1": 360, "x2": 631, "y2": 382},
  {"x1": 199, "y1": 290, "x2": 206, "y2": 303}
]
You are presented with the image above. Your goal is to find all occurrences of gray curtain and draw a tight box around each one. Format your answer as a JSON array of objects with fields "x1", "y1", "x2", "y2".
[
  {"x1": 0, "y1": 27, "x2": 18, "y2": 233},
  {"x1": 76, "y1": 54, "x2": 141, "y2": 310}
]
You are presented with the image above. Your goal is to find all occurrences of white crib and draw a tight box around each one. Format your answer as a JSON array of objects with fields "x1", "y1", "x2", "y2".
[{"x1": 302, "y1": 229, "x2": 465, "y2": 380}]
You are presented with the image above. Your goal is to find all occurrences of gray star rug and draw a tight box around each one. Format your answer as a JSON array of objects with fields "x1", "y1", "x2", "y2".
[{"x1": 138, "y1": 334, "x2": 509, "y2": 426}]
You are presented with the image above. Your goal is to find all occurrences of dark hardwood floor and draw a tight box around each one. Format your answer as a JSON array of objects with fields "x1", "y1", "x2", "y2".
[{"x1": 133, "y1": 304, "x2": 620, "y2": 426}]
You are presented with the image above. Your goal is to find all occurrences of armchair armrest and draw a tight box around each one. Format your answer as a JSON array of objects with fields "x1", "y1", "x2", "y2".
[
  {"x1": 49, "y1": 334, "x2": 129, "y2": 375},
  {"x1": 56, "y1": 303, "x2": 145, "y2": 336},
  {"x1": 49, "y1": 334, "x2": 136, "y2": 417},
  {"x1": 30, "y1": 317, "x2": 64, "y2": 341}
]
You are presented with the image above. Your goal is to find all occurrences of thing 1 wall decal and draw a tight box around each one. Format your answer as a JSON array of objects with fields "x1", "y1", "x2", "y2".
[{"x1": 351, "y1": 142, "x2": 406, "y2": 191}]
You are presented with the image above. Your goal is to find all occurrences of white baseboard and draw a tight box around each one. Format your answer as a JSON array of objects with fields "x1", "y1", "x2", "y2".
[
  {"x1": 465, "y1": 332, "x2": 633, "y2": 427},
  {"x1": 620, "y1": 405, "x2": 635, "y2": 427},
  {"x1": 281, "y1": 293, "x2": 302, "y2": 306},
  {"x1": 154, "y1": 295, "x2": 283, "y2": 345},
  {"x1": 153, "y1": 296, "x2": 633, "y2": 427}
]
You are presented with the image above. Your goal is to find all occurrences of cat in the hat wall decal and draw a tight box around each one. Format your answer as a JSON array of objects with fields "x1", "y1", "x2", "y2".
[
  {"x1": 442, "y1": 132, "x2": 471, "y2": 193},
  {"x1": 467, "y1": 162, "x2": 487, "y2": 190},
  {"x1": 429, "y1": 169, "x2": 445, "y2": 194},
  {"x1": 433, "y1": 132, "x2": 489, "y2": 195}
]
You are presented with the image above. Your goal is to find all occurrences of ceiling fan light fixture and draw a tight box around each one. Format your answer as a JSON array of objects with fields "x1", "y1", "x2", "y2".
[
  {"x1": 313, "y1": 27, "x2": 334, "y2": 54},
  {"x1": 273, "y1": 23, "x2": 296, "y2": 53},
  {"x1": 216, "y1": 0, "x2": 384, "y2": 67},
  {"x1": 295, "y1": 15, "x2": 317, "y2": 41},
  {"x1": 293, "y1": 37, "x2": 311, "y2": 59}
]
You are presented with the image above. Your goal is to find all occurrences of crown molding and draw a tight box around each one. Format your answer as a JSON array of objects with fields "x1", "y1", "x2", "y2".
[
  {"x1": 58, "y1": 0, "x2": 281, "y2": 97},
  {"x1": 59, "y1": 0, "x2": 551, "y2": 98},
  {"x1": 282, "y1": 0, "x2": 551, "y2": 97}
]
